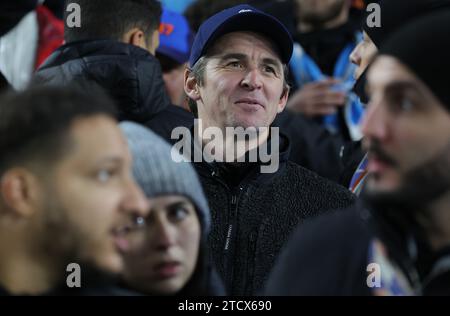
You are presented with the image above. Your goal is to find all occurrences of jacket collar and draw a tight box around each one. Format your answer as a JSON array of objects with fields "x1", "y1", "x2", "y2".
[
  {"x1": 39, "y1": 39, "x2": 152, "y2": 68},
  {"x1": 188, "y1": 124, "x2": 291, "y2": 187}
]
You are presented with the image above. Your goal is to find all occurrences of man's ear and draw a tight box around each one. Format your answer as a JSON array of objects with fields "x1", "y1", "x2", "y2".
[
  {"x1": 0, "y1": 168, "x2": 41, "y2": 218},
  {"x1": 184, "y1": 69, "x2": 201, "y2": 101},
  {"x1": 123, "y1": 28, "x2": 147, "y2": 51},
  {"x1": 277, "y1": 87, "x2": 290, "y2": 113}
]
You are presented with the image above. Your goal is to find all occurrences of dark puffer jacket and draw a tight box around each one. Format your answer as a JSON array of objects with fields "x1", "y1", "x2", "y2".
[
  {"x1": 34, "y1": 39, "x2": 193, "y2": 141},
  {"x1": 192, "y1": 132, "x2": 356, "y2": 295}
]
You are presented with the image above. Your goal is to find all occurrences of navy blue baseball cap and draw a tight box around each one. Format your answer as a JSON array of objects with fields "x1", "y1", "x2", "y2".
[{"x1": 188, "y1": 4, "x2": 293, "y2": 67}]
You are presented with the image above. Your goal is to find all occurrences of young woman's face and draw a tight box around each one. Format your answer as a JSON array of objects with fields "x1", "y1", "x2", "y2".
[{"x1": 122, "y1": 195, "x2": 201, "y2": 295}]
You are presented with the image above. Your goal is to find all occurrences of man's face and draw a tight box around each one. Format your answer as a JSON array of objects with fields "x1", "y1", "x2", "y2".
[
  {"x1": 193, "y1": 31, "x2": 288, "y2": 130},
  {"x1": 362, "y1": 56, "x2": 450, "y2": 207},
  {"x1": 36, "y1": 115, "x2": 150, "y2": 275},
  {"x1": 296, "y1": 0, "x2": 347, "y2": 25},
  {"x1": 350, "y1": 31, "x2": 378, "y2": 80}
]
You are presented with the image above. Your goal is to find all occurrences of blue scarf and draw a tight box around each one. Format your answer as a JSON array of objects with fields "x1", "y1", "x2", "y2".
[{"x1": 290, "y1": 38, "x2": 365, "y2": 141}]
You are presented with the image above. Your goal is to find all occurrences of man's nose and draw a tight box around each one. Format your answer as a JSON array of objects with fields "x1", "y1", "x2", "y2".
[
  {"x1": 240, "y1": 68, "x2": 263, "y2": 90},
  {"x1": 361, "y1": 98, "x2": 390, "y2": 142}
]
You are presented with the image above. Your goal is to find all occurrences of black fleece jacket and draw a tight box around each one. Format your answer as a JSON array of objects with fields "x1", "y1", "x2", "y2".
[{"x1": 192, "y1": 132, "x2": 356, "y2": 295}]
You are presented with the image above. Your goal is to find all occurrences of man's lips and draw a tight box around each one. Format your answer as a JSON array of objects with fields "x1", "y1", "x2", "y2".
[
  {"x1": 234, "y1": 98, "x2": 264, "y2": 109},
  {"x1": 111, "y1": 225, "x2": 135, "y2": 252},
  {"x1": 111, "y1": 215, "x2": 147, "y2": 252},
  {"x1": 367, "y1": 155, "x2": 394, "y2": 174}
]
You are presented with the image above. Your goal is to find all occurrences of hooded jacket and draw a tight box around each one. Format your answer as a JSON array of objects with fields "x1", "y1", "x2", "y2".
[
  {"x1": 191, "y1": 130, "x2": 356, "y2": 295},
  {"x1": 34, "y1": 39, "x2": 194, "y2": 141}
]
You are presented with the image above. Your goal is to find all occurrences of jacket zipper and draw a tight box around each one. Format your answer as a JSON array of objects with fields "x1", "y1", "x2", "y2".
[
  {"x1": 223, "y1": 187, "x2": 243, "y2": 290},
  {"x1": 211, "y1": 168, "x2": 246, "y2": 290},
  {"x1": 210, "y1": 166, "x2": 254, "y2": 292}
]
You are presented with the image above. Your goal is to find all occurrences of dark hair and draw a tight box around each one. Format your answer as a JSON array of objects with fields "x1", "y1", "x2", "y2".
[
  {"x1": 0, "y1": 85, "x2": 117, "y2": 174},
  {"x1": 64, "y1": 0, "x2": 162, "y2": 44}
]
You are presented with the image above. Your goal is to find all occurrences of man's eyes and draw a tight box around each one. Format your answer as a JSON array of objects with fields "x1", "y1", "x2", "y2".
[
  {"x1": 263, "y1": 65, "x2": 276, "y2": 74},
  {"x1": 222, "y1": 60, "x2": 279, "y2": 76},
  {"x1": 225, "y1": 61, "x2": 243, "y2": 68},
  {"x1": 387, "y1": 93, "x2": 417, "y2": 113}
]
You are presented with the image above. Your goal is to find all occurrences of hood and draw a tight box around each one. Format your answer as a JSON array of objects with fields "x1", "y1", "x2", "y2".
[{"x1": 35, "y1": 39, "x2": 170, "y2": 122}]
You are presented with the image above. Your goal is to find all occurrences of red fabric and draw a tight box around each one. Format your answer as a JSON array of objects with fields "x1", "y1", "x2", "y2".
[{"x1": 34, "y1": 5, "x2": 64, "y2": 70}]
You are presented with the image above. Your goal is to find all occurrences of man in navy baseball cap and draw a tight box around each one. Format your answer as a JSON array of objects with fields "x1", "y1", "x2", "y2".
[
  {"x1": 182, "y1": 4, "x2": 355, "y2": 295},
  {"x1": 185, "y1": 4, "x2": 294, "y2": 120}
]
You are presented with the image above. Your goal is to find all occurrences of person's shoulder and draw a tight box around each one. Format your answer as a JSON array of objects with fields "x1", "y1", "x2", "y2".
[
  {"x1": 293, "y1": 206, "x2": 371, "y2": 246},
  {"x1": 144, "y1": 105, "x2": 194, "y2": 143},
  {"x1": 149, "y1": 105, "x2": 194, "y2": 129},
  {"x1": 264, "y1": 206, "x2": 373, "y2": 295},
  {"x1": 164, "y1": 104, "x2": 195, "y2": 120}
]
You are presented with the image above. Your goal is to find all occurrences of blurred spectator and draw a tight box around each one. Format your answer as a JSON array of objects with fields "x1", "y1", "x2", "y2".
[
  {"x1": 0, "y1": 0, "x2": 64, "y2": 90},
  {"x1": 265, "y1": 10, "x2": 450, "y2": 295},
  {"x1": 288, "y1": 0, "x2": 364, "y2": 142},
  {"x1": 0, "y1": 1, "x2": 39, "y2": 90},
  {"x1": 34, "y1": 0, "x2": 194, "y2": 143},
  {"x1": 0, "y1": 86, "x2": 149, "y2": 295},
  {"x1": 345, "y1": 0, "x2": 450, "y2": 194},
  {"x1": 156, "y1": 9, "x2": 194, "y2": 110}
]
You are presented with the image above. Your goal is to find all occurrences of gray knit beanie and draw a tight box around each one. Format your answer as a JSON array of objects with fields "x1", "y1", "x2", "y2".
[{"x1": 119, "y1": 121, "x2": 211, "y2": 237}]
